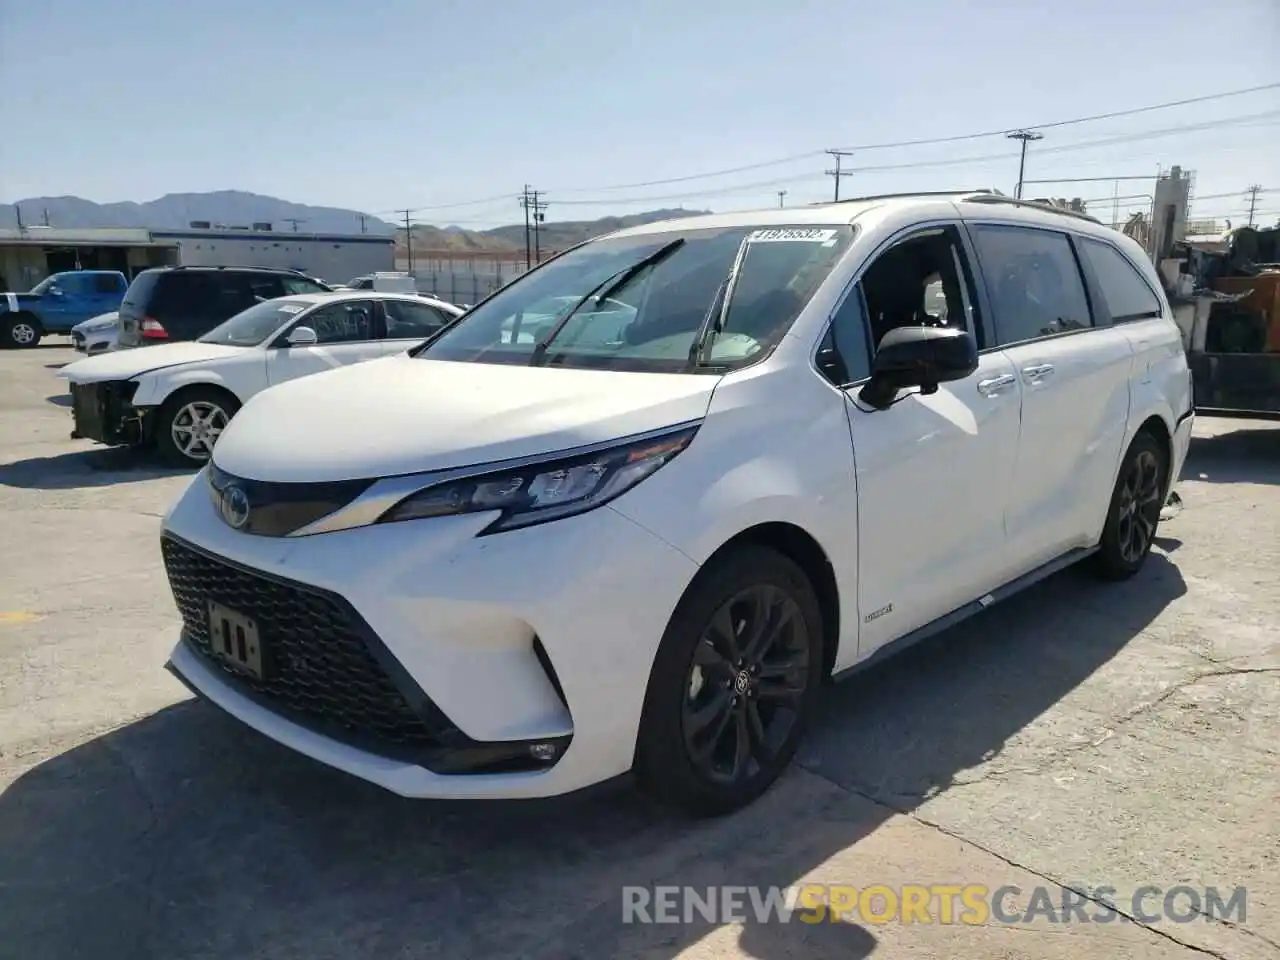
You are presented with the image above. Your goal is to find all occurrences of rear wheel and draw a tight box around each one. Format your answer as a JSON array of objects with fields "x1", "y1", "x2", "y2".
[
  {"x1": 154, "y1": 388, "x2": 241, "y2": 467},
  {"x1": 634, "y1": 546, "x2": 825, "y2": 816},
  {"x1": 1091, "y1": 431, "x2": 1167, "y2": 581},
  {"x1": 3, "y1": 315, "x2": 42, "y2": 349}
]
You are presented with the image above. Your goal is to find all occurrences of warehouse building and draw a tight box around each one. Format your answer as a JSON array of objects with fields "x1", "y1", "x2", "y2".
[{"x1": 0, "y1": 224, "x2": 394, "y2": 291}]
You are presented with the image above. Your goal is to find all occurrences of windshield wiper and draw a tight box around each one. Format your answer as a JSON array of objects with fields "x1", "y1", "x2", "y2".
[
  {"x1": 528, "y1": 238, "x2": 685, "y2": 366},
  {"x1": 684, "y1": 235, "x2": 752, "y2": 371}
]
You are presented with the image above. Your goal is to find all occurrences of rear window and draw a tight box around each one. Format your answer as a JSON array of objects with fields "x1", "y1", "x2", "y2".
[{"x1": 121, "y1": 271, "x2": 160, "y2": 309}]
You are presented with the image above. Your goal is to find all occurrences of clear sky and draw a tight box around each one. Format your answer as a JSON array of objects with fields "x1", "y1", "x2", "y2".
[{"x1": 2, "y1": 0, "x2": 1278, "y2": 229}]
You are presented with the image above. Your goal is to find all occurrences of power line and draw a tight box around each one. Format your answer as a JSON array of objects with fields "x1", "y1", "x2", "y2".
[
  {"x1": 545, "y1": 111, "x2": 1278, "y2": 208},
  {"x1": 547, "y1": 83, "x2": 1280, "y2": 194}
]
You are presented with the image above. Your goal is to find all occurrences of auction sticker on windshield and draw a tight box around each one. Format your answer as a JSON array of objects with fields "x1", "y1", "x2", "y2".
[
  {"x1": 747, "y1": 228, "x2": 839, "y2": 244},
  {"x1": 278, "y1": 304, "x2": 305, "y2": 314}
]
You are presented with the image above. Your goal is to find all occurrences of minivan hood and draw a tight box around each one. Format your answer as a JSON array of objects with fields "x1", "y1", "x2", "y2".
[
  {"x1": 59, "y1": 341, "x2": 249, "y2": 384},
  {"x1": 212, "y1": 355, "x2": 721, "y2": 482}
]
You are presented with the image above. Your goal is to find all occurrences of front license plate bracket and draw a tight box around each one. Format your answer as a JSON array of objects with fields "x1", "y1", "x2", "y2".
[{"x1": 207, "y1": 601, "x2": 266, "y2": 679}]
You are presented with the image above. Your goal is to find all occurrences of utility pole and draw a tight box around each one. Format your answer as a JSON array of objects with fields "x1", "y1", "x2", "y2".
[
  {"x1": 1245, "y1": 184, "x2": 1263, "y2": 227},
  {"x1": 520, "y1": 187, "x2": 547, "y2": 266},
  {"x1": 358, "y1": 214, "x2": 368, "y2": 235},
  {"x1": 13, "y1": 204, "x2": 24, "y2": 232},
  {"x1": 283, "y1": 218, "x2": 306, "y2": 233},
  {"x1": 1006, "y1": 130, "x2": 1043, "y2": 199},
  {"x1": 777, "y1": 190, "x2": 787, "y2": 208},
  {"x1": 824, "y1": 150, "x2": 854, "y2": 202},
  {"x1": 41, "y1": 208, "x2": 50, "y2": 226},
  {"x1": 519, "y1": 185, "x2": 533, "y2": 270},
  {"x1": 398, "y1": 210, "x2": 415, "y2": 274}
]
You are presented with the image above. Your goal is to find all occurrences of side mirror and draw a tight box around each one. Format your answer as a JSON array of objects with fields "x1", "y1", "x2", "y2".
[
  {"x1": 48, "y1": 286, "x2": 65, "y2": 298},
  {"x1": 286, "y1": 325, "x2": 318, "y2": 346},
  {"x1": 859, "y1": 325, "x2": 978, "y2": 410}
]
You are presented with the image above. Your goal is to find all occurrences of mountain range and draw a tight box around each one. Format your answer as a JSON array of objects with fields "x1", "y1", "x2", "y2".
[{"x1": 1, "y1": 190, "x2": 709, "y2": 254}]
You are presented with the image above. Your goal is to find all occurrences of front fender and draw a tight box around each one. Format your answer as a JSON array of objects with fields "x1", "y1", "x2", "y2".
[{"x1": 131, "y1": 367, "x2": 241, "y2": 408}]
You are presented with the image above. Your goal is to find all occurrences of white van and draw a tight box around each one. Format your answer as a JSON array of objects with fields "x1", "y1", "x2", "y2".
[{"x1": 159, "y1": 192, "x2": 1194, "y2": 816}]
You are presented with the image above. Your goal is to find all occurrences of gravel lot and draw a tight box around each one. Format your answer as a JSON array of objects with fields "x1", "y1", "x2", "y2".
[{"x1": 2, "y1": 343, "x2": 1278, "y2": 960}]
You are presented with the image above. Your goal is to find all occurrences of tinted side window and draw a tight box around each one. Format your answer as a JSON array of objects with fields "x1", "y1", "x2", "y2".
[
  {"x1": 303, "y1": 300, "x2": 375, "y2": 343},
  {"x1": 1079, "y1": 238, "x2": 1162, "y2": 322},
  {"x1": 92, "y1": 274, "x2": 122, "y2": 294},
  {"x1": 383, "y1": 300, "x2": 451, "y2": 339},
  {"x1": 971, "y1": 225, "x2": 1092, "y2": 345},
  {"x1": 242, "y1": 274, "x2": 286, "y2": 302}
]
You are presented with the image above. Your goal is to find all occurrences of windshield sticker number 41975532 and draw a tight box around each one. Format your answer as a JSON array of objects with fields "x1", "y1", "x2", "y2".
[{"x1": 746, "y1": 228, "x2": 839, "y2": 245}]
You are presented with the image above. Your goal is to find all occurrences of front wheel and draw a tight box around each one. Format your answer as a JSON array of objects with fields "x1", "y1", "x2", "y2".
[
  {"x1": 1091, "y1": 431, "x2": 1167, "y2": 581},
  {"x1": 3, "y1": 315, "x2": 42, "y2": 349},
  {"x1": 154, "y1": 388, "x2": 241, "y2": 467},
  {"x1": 634, "y1": 546, "x2": 825, "y2": 816}
]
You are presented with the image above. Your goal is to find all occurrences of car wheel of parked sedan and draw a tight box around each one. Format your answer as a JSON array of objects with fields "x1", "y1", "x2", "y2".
[
  {"x1": 634, "y1": 545, "x2": 825, "y2": 817},
  {"x1": 155, "y1": 388, "x2": 241, "y2": 467},
  {"x1": 3, "y1": 315, "x2": 42, "y2": 349},
  {"x1": 1091, "y1": 430, "x2": 1167, "y2": 581}
]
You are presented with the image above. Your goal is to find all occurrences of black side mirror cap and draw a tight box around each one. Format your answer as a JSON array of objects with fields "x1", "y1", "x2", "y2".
[{"x1": 859, "y1": 325, "x2": 978, "y2": 410}]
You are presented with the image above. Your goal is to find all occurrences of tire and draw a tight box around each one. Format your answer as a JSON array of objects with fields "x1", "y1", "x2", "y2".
[
  {"x1": 634, "y1": 545, "x2": 825, "y2": 817},
  {"x1": 154, "y1": 387, "x2": 241, "y2": 467},
  {"x1": 1091, "y1": 431, "x2": 1167, "y2": 581},
  {"x1": 3, "y1": 315, "x2": 42, "y2": 349}
]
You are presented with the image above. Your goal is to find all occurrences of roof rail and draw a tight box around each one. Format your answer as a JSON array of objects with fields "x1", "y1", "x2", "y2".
[
  {"x1": 166, "y1": 264, "x2": 316, "y2": 274},
  {"x1": 812, "y1": 189, "x2": 1004, "y2": 206},
  {"x1": 959, "y1": 193, "x2": 1102, "y2": 224}
]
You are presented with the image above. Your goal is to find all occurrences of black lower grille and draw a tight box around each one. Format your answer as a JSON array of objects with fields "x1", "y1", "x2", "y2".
[{"x1": 162, "y1": 534, "x2": 456, "y2": 757}]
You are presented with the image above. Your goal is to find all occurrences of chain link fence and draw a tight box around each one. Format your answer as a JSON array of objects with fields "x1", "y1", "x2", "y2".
[{"x1": 396, "y1": 253, "x2": 545, "y2": 307}]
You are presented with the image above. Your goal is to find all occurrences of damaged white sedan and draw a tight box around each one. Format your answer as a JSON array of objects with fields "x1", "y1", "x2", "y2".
[{"x1": 58, "y1": 291, "x2": 461, "y2": 466}]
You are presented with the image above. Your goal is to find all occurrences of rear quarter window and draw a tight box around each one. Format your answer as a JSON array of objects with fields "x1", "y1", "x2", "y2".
[{"x1": 1079, "y1": 238, "x2": 1164, "y2": 322}]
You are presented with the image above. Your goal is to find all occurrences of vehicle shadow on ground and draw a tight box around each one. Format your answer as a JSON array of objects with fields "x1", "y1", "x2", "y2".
[
  {"x1": 0, "y1": 556, "x2": 1186, "y2": 960},
  {"x1": 44, "y1": 393, "x2": 71, "y2": 408},
  {"x1": 1183, "y1": 426, "x2": 1280, "y2": 485},
  {"x1": 0, "y1": 446, "x2": 193, "y2": 490}
]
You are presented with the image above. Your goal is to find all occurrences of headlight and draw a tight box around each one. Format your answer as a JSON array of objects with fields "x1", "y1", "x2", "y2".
[{"x1": 377, "y1": 423, "x2": 699, "y2": 534}]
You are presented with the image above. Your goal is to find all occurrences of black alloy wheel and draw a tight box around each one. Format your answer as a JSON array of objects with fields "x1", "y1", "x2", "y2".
[
  {"x1": 1092, "y1": 431, "x2": 1167, "y2": 581},
  {"x1": 682, "y1": 585, "x2": 810, "y2": 785},
  {"x1": 635, "y1": 545, "x2": 824, "y2": 816}
]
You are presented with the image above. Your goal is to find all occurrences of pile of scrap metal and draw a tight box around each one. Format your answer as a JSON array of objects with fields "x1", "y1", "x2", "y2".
[{"x1": 1162, "y1": 224, "x2": 1280, "y2": 417}]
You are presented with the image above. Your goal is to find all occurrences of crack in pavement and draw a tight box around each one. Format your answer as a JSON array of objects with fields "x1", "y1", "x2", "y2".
[{"x1": 798, "y1": 765, "x2": 1278, "y2": 959}]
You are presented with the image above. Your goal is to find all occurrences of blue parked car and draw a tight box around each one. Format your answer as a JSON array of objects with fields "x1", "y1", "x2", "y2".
[{"x1": 1, "y1": 270, "x2": 129, "y2": 348}]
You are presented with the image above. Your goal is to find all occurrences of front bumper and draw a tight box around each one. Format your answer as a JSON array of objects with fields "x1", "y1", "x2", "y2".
[
  {"x1": 68, "y1": 380, "x2": 146, "y2": 444},
  {"x1": 160, "y1": 472, "x2": 699, "y2": 799}
]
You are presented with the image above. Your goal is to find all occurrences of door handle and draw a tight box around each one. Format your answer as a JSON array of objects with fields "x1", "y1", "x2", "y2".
[
  {"x1": 977, "y1": 374, "x2": 1016, "y2": 395},
  {"x1": 1022, "y1": 363, "x2": 1055, "y2": 381}
]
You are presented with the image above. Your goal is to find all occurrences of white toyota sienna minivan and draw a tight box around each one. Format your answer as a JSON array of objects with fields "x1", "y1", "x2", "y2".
[{"x1": 160, "y1": 192, "x2": 1194, "y2": 815}]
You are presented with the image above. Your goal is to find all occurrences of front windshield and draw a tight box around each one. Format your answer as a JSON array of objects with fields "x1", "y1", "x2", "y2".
[
  {"x1": 416, "y1": 223, "x2": 855, "y2": 373},
  {"x1": 30, "y1": 274, "x2": 66, "y2": 295},
  {"x1": 198, "y1": 298, "x2": 313, "y2": 346}
]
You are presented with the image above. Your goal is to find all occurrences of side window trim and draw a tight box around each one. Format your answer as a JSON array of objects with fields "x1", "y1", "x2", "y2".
[
  {"x1": 963, "y1": 219, "x2": 1097, "y2": 350},
  {"x1": 810, "y1": 219, "x2": 983, "y2": 387}
]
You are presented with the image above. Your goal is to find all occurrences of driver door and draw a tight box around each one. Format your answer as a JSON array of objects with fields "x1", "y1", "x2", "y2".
[
  {"x1": 267, "y1": 299, "x2": 385, "y2": 386},
  {"x1": 837, "y1": 224, "x2": 1025, "y2": 658}
]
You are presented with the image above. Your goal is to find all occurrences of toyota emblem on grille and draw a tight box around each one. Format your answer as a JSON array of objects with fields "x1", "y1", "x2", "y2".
[{"x1": 220, "y1": 484, "x2": 251, "y2": 530}]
